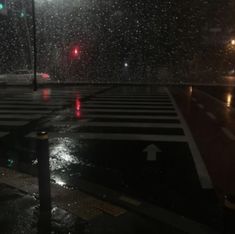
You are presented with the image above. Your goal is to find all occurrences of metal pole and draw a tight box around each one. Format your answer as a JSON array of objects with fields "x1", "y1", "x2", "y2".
[
  {"x1": 31, "y1": 0, "x2": 37, "y2": 91},
  {"x1": 37, "y1": 131, "x2": 51, "y2": 213}
]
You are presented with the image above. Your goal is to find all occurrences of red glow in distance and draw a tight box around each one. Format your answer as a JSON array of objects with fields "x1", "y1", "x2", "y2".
[
  {"x1": 75, "y1": 111, "x2": 81, "y2": 118},
  {"x1": 71, "y1": 46, "x2": 80, "y2": 58},
  {"x1": 75, "y1": 98, "x2": 81, "y2": 111},
  {"x1": 41, "y1": 88, "x2": 51, "y2": 101}
]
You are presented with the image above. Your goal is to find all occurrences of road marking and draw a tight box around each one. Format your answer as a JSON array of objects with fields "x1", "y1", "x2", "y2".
[
  {"x1": 0, "y1": 105, "x2": 59, "y2": 110},
  {"x1": 119, "y1": 196, "x2": 141, "y2": 206},
  {"x1": 26, "y1": 132, "x2": 187, "y2": 142},
  {"x1": 81, "y1": 114, "x2": 179, "y2": 120},
  {"x1": 83, "y1": 104, "x2": 174, "y2": 109},
  {"x1": 86, "y1": 101, "x2": 173, "y2": 105},
  {"x1": 0, "y1": 120, "x2": 29, "y2": 126},
  {"x1": 0, "y1": 114, "x2": 42, "y2": 120},
  {"x1": 90, "y1": 97, "x2": 170, "y2": 103},
  {"x1": 197, "y1": 104, "x2": 205, "y2": 109},
  {"x1": 0, "y1": 132, "x2": 9, "y2": 137},
  {"x1": 167, "y1": 89, "x2": 213, "y2": 189},
  {"x1": 206, "y1": 112, "x2": 216, "y2": 120},
  {"x1": 0, "y1": 110, "x2": 51, "y2": 114},
  {"x1": 82, "y1": 108, "x2": 176, "y2": 113},
  {"x1": 98, "y1": 95, "x2": 168, "y2": 98},
  {"x1": 196, "y1": 89, "x2": 234, "y2": 110},
  {"x1": 0, "y1": 101, "x2": 63, "y2": 107},
  {"x1": 143, "y1": 144, "x2": 161, "y2": 161},
  {"x1": 221, "y1": 127, "x2": 235, "y2": 141},
  {"x1": 65, "y1": 122, "x2": 182, "y2": 129}
]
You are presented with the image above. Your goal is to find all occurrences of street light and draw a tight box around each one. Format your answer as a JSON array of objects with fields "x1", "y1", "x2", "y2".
[{"x1": 231, "y1": 39, "x2": 235, "y2": 46}]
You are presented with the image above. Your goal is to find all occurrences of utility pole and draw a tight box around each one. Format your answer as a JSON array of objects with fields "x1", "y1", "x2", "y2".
[{"x1": 31, "y1": 0, "x2": 37, "y2": 91}]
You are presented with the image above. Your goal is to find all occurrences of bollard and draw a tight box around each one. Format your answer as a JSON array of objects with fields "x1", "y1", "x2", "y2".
[
  {"x1": 37, "y1": 131, "x2": 51, "y2": 213},
  {"x1": 223, "y1": 194, "x2": 235, "y2": 234}
]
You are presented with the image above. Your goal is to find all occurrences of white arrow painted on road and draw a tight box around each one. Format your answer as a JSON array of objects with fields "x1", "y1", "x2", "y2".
[{"x1": 143, "y1": 144, "x2": 161, "y2": 161}]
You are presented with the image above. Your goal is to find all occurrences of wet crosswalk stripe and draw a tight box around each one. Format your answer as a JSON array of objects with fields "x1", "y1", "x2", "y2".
[
  {"x1": 27, "y1": 132, "x2": 187, "y2": 142},
  {"x1": 0, "y1": 121, "x2": 29, "y2": 126},
  {"x1": 82, "y1": 104, "x2": 174, "y2": 109},
  {"x1": 76, "y1": 122, "x2": 182, "y2": 129},
  {"x1": 81, "y1": 114, "x2": 179, "y2": 120},
  {"x1": 0, "y1": 105, "x2": 59, "y2": 110},
  {"x1": 0, "y1": 101, "x2": 64, "y2": 107},
  {"x1": 0, "y1": 114, "x2": 43, "y2": 120},
  {"x1": 90, "y1": 98, "x2": 171, "y2": 102},
  {"x1": 0, "y1": 110, "x2": 51, "y2": 114},
  {"x1": 86, "y1": 101, "x2": 172, "y2": 106},
  {"x1": 82, "y1": 108, "x2": 176, "y2": 113},
  {"x1": 0, "y1": 132, "x2": 9, "y2": 137}
]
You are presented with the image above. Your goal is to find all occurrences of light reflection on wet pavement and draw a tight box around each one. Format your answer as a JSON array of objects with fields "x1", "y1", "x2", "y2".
[{"x1": 0, "y1": 86, "x2": 223, "y2": 229}]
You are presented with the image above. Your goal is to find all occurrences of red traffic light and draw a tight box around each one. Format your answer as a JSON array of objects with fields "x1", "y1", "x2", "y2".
[{"x1": 71, "y1": 46, "x2": 81, "y2": 59}]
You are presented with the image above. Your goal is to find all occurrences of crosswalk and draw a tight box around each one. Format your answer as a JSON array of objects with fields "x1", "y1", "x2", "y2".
[
  {"x1": 26, "y1": 86, "x2": 212, "y2": 189},
  {"x1": 41, "y1": 87, "x2": 183, "y2": 138},
  {"x1": 0, "y1": 86, "x2": 108, "y2": 138}
]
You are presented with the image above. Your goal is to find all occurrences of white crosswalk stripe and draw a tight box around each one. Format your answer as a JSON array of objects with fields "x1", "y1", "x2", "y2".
[
  {"x1": 0, "y1": 132, "x2": 9, "y2": 137},
  {"x1": 77, "y1": 114, "x2": 179, "y2": 120},
  {"x1": 26, "y1": 132, "x2": 187, "y2": 142},
  {"x1": 0, "y1": 87, "x2": 107, "y2": 139},
  {"x1": 82, "y1": 108, "x2": 176, "y2": 113},
  {"x1": 0, "y1": 121, "x2": 29, "y2": 126}
]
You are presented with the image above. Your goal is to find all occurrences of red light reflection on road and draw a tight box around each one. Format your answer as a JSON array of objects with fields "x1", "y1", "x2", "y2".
[
  {"x1": 75, "y1": 97, "x2": 81, "y2": 118},
  {"x1": 41, "y1": 88, "x2": 51, "y2": 101},
  {"x1": 75, "y1": 98, "x2": 81, "y2": 111},
  {"x1": 75, "y1": 111, "x2": 81, "y2": 118}
]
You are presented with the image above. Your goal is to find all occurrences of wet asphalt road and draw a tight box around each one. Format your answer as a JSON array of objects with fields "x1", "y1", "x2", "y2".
[{"x1": 0, "y1": 85, "x2": 226, "y2": 229}]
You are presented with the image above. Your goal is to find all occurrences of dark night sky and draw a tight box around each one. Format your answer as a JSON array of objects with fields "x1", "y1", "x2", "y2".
[{"x1": 0, "y1": 0, "x2": 233, "y2": 76}]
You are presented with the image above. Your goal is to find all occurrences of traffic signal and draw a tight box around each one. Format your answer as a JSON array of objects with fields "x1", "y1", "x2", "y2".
[
  {"x1": 70, "y1": 45, "x2": 81, "y2": 60},
  {"x1": 0, "y1": 0, "x2": 7, "y2": 15}
]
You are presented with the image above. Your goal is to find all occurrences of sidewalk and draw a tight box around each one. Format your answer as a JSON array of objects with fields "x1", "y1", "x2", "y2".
[{"x1": 0, "y1": 167, "x2": 218, "y2": 234}]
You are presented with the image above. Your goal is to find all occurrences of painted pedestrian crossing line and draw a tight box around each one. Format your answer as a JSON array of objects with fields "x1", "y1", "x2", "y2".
[
  {"x1": 0, "y1": 87, "x2": 109, "y2": 139},
  {"x1": 26, "y1": 86, "x2": 212, "y2": 190}
]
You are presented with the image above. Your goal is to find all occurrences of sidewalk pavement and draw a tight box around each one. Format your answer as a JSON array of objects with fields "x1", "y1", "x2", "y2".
[{"x1": 0, "y1": 167, "x2": 219, "y2": 234}]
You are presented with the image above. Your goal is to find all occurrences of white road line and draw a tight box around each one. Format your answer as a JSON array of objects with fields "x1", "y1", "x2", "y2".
[
  {"x1": 82, "y1": 104, "x2": 174, "y2": 109},
  {"x1": 98, "y1": 95, "x2": 169, "y2": 98},
  {"x1": 167, "y1": 89, "x2": 213, "y2": 189},
  {"x1": 26, "y1": 132, "x2": 187, "y2": 142},
  {"x1": 0, "y1": 110, "x2": 51, "y2": 114},
  {"x1": 86, "y1": 101, "x2": 172, "y2": 105},
  {"x1": 196, "y1": 89, "x2": 233, "y2": 110},
  {"x1": 0, "y1": 105, "x2": 59, "y2": 110},
  {"x1": 197, "y1": 104, "x2": 205, "y2": 109},
  {"x1": 0, "y1": 114, "x2": 42, "y2": 120},
  {"x1": 59, "y1": 122, "x2": 183, "y2": 129},
  {"x1": 82, "y1": 109, "x2": 176, "y2": 114},
  {"x1": 92, "y1": 98, "x2": 170, "y2": 101},
  {"x1": 206, "y1": 112, "x2": 216, "y2": 120},
  {"x1": 0, "y1": 121, "x2": 29, "y2": 126},
  {"x1": 221, "y1": 127, "x2": 235, "y2": 141},
  {"x1": 0, "y1": 101, "x2": 63, "y2": 107},
  {"x1": 81, "y1": 114, "x2": 179, "y2": 120},
  {"x1": 0, "y1": 132, "x2": 9, "y2": 137}
]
